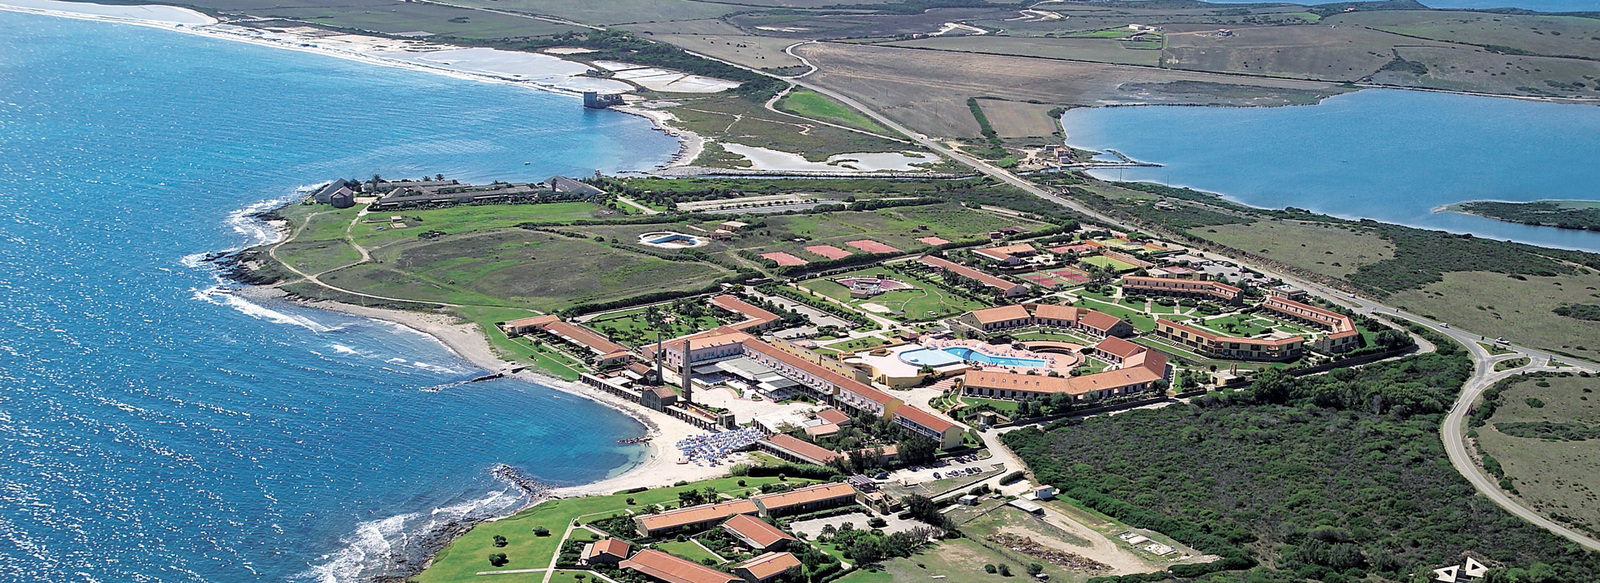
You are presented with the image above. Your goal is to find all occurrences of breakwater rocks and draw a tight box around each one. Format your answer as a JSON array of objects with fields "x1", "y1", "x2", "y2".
[
  {"x1": 491, "y1": 463, "x2": 556, "y2": 499},
  {"x1": 206, "y1": 248, "x2": 283, "y2": 286}
]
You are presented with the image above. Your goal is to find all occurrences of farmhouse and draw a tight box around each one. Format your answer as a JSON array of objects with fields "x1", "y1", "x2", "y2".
[
  {"x1": 1153, "y1": 318, "x2": 1304, "y2": 361},
  {"x1": 620, "y1": 550, "x2": 740, "y2": 583},
  {"x1": 1122, "y1": 275, "x2": 1242, "y2": 303},
  {"x1": 918, "y1": 255, "x2": 1029, "y2": 297}
]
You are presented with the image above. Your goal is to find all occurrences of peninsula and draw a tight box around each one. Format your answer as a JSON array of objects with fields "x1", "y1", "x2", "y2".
[{"x1": 1444, "y1": 200, "x2": 1600, "y2": 232}]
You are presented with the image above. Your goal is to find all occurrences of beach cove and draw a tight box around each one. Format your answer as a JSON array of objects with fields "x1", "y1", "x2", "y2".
[{"x1": 0, "y1": 8, "x2": 708, "y2": 582}]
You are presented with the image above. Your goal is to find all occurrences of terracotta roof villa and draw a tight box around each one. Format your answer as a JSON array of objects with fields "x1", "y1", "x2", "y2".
[
  {"x1": 502, "y1": 315, "x2": 632, "y2": 366},
  {"x1": 962, "y1": 342, "x2": 1170, "y2": 403},
  {"x1": 1153, "y1": 318, "x2": 1304, "y2": 361},
  {"x1": 955, "y1": 304, "x2": 1133, "y2": 338},
  {"x1": 973, "y1": 243, "x2": 1037, "y2": 264},
  {"x1": 634, "y1": 499, "x2": 760, "y2": 537},
  {"x1": 721, "y1": 514, "x2": 795, "y2": 552},
  {"x1": 581, "y1": 538, "x2": 632, "y2": 565},
  {"x1": 752, "y1": 482, "x2": 858, "y2": 517},
  {"x1": 709, "y1": 295, "x2": 782, "y2": 332},
  {"x1": 890, "y1": 404, "x2": 963, "y2": 450},
  {"x1": 758, "y1": 433, "x2": 842, "y2": 466},
  {"x1": 1261, "y1": 296, "x2": 1361, "y2": 353},
  {"x1": 1122, "y1": 275, "x2": 1241, "y2": 303},
  {"x1": 734, "y1": 552, "x2": 802, "y2": 583},
  {"x1": 919, "y1": 255, "x2": 1029, "y2": 297},
  {"x1": 620, "y1": 549, "x2": 740, "y2": 583}
]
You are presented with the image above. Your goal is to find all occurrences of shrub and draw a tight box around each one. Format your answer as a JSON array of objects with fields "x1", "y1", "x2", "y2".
[
  {"x1": 868, "y1": 517, "x2": 888, "y2": 528},
  {"x1": 533, "y1": 526, "x2": 551, "y2": 537},
  {"x1": 493, "y1": 535, "x2": 508, "y2": 548},
  {"x1": 676, "y1": 534, "x2": 688, "y2": 542},
  {"x1": 488, "y1": 553, "x2": 509, "y2": 567},
  {"x1": 998, "y1": 563, "x2": 1013, "y2": 577},
  {"x1": 985, "y1": 564, "x2": 998, "y2": 574}
]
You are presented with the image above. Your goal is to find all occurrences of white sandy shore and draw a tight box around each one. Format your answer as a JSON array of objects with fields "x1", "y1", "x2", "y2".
[
  {"x1": 235, "y1": 286, "x2": 736, "y2": 498},
  {"x1": 0, "y1": 0, "x2": 703, "y2": 170}
]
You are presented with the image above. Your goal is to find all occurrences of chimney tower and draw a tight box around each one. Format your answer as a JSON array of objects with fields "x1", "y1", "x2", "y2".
[{"x1": 680, "y1": 338, "x2": 692, "y2": 404}]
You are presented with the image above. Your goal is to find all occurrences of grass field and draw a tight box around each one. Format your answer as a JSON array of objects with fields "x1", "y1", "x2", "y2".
[
  {"x1": 587, "y1": 304, "x2": 726, "y2": 347},
  {"x1": 1334, "y1": 10, "x2": 1600, "y2": 62},
  {"x1": 414, "y1": 475, "x2": 808, "y2": 583},
  {"x1": 972, "y1": 99, "x2": 1062, "y2": 139},
  {"x1": 1198, "y1": 219, "x2": 1394, "y2": 279},
  {"x1": 1080, "y1": 255, "x2": 1137, "y2": 272},
  {"x1": 656, "y1": 539, "x2": 724, "y2": 564},
  {"x1": 886, "y1": 36, "x2": 1161, "y2": 67},
  {"x1": 349, "y1": 202, "x2": 622, "y2": 250},
  {"x1": 1387, "y1": 270, "x2": 1600, "y2": 364},
  {"x1": 1476, "y1": 374, "x2": 1600, "y2": 538},
  {"x1": 776, "y1": 90, "x2": 892, "y2": 135},
  {"x1": 327, "y1": 230, "x2": 732, "y2": 310},
  {"x1": 801, "y1": 267, "x2": 990, "y2": 322},
  {"x1": 667, "y1": 95, "x2": 907, "y2": 163}
]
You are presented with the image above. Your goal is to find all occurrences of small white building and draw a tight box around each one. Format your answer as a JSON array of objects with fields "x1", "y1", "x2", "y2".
[
  {"x1": 1033, "y1": 485, "x2": 1056, "y2": 500},
  {"x1": 959, "y1": 495, "x2": 980, "y2": 506}
]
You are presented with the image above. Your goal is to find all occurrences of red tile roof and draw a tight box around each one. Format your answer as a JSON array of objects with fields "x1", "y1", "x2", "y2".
[
  {"x1": 1030, "y1": 304, "x2": 1083, "y2": 322},
  {"x1": 963, "y1": 366, "x2": 1162, "y2": 396},
  {"x1": 893, "y1": 405, "x2": 957, "y2": 434},
  {"x1": 1095, "y1": 336, "x2": 1144, "y2": 359},
  {"x1": 968, "y1": 304, "x2": 1031, "y2": 325},
  {"x1": 752, "y1": 482, "x2": 857, "y2": 513},
  {"x1": 1078, "y1": 310, "x2": 1125, "y2": 333},
  {"x1": 637, "y1": 500, "x2": 760, "y2": 534},
  {"x1": 815, "y1": 408, "x2": 851, "y2": 425},
  {"x1": 620, "y1": 550, "x2": 739, "y2": 583},
  {"x1": 583, "y1": 538, "x2": 631, "y2": 561},
  {"x1": 761, "y1": 434, "x2": 841, "y2": 465},
  {"x1": 710, "y1": 295, "x2": 780, "y2": 331},
  {"x1": 735, "y1": 552, "x2": 802, "y2": 581},
  {"x1": 722, "y1": 514, "x2": 795, "y2": 549}
]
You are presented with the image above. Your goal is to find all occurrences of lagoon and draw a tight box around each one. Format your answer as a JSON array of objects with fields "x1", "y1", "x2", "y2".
[
  {"x1": 0, "y1": 10, "x2": 675, "y2": 583},
  {"x1": 1060, "y1": 89, "x2": 1600, "y2": 252}
]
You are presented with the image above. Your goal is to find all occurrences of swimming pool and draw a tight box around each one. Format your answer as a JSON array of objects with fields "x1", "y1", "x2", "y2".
[
  {"x1": 944, "y1": 347, "x2": 1046, "y2": 368},
  {"x1": 898, "y1": 346, "x2": 1048, "y2": 369},
  {"x1": 898, "y1": 348, "x2": 966, "y2": 368}
]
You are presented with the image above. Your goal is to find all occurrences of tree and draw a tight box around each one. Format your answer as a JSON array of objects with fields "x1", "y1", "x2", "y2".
[
  {"x1": 1027, "y1": 563, "x2": 1044, "y2": 576},
  {"x1": 493, "y1": 535, "x2": 508, "y2": 548},
  {"x1": 533, "y1": 526, "x2": 551, "y2": 537},
  {"x1": 488, "y1": 553, "x2": 509, "y2": 567},
  {"x1": 997, "y1": 563, "x2": 1012, "y2": 577}
]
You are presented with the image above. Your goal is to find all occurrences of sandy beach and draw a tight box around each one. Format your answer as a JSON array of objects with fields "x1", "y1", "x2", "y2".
[{"x1": 233, "y1": 286, "x2": 738, "y2": 498}]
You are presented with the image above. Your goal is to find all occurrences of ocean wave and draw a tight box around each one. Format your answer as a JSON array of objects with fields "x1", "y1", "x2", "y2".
[
  {"x1": 296, "y1": 476, "x2": 528, "y2": 583},
  {"x1": 192, "y1": 286, "x2": 344, "y2": 333}
]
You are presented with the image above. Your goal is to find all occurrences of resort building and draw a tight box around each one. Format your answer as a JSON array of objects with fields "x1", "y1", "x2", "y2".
[
  {"x1": 972, "y1": 243, "x2": 1038, "y2": 265},
  {"x1": 961, "y1": 344, "x2": 1170, "y2": 403},
  {"x1": 889, "y1": 404, "x2": 963, "y2": 450},
  {"x1": 502, "y1": 315, "x2": 632, "y2": 367},
  {"x1": 709, "y1": 295, "x2": 782, "y2": 332},
  {"x1": 1092, "y1": 336, "x2": 1144, "y2": 364},
  {"x1": 580, "y1": 538, "x2": 631, "y2": 565},
  {"x1": 758, "y1": 434, "x2": 842, "y2": 467},
  {"x1": 1152, "y1": 319, "x2": 1304, "y2": 361},
  {"x1": 1121, "y1": 276, "x2": 1242, "y2": 304},
  {"x1": 1261, "y1": 296, "x2": 1360, "y2": 354},
  {"x1": 634, "y1": 500, "x2": 760, "y2": 538},
  {"x1": 721, "y1": 514, "x2": 795, "y2": 552},
  {"x1": 733, "y1": 552, "x2": 802, "y2": 583},
  {"x1": 954, "y1": 304, "x2": 1133, "y2": 338},
  {"x1": 620, "y1": 550, "x2": 740, "y2": 583},
  {"x1": 752, "y1": 482, "x2": 858, "y2": 517},
  {"x1": 918, "y1": 255, "x2": 1030, "y2": 297}
]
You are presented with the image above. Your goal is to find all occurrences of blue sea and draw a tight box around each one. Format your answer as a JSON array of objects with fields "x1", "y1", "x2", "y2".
[
  {"x1": 0, "y1": 11, "x2": 677, "y2": 583},
  {"x1": 1060, "y1": 89, "x2": 1600, "y2": 252}
]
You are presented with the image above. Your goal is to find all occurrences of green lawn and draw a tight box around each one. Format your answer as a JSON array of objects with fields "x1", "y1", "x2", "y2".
[
  {"x1": 1071, "y1": 297, "x2": 1155, "y2": 332},
  {"x1": 802, "y1": 268, "x2": 990, "y2": 323},
  {"x1": 350, "y1": 201, "x2": 620, "y2": 250},
  {"x1": 777, "y1": 90, "x2": 892, "y2": 135},
  {"x1": 655, "y1": 539, "x2": 724, "y2": 564},
  {"x1": 415, "y1": 476, "x2": 807, "y2": 583},
  {"x1": 588, "y1": 305, "x2": 726, "y2": 347}
]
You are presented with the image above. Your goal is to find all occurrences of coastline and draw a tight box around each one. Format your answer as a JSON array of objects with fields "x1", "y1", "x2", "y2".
[
  {"x1": 0, "y1": 0, "x2": 704, "y2": 170},
  {"x1": 230, "y1": 285, "x2": 730, "y2": 497}
]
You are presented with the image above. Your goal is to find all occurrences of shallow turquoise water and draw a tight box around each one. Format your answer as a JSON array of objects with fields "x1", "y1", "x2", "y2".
[
  {"x1": 0, "y1": 11, "x2": 676, "y2": 582},
  {"x1": 1060, "y1": 89, "x2": 1600, "y2": 252}
]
